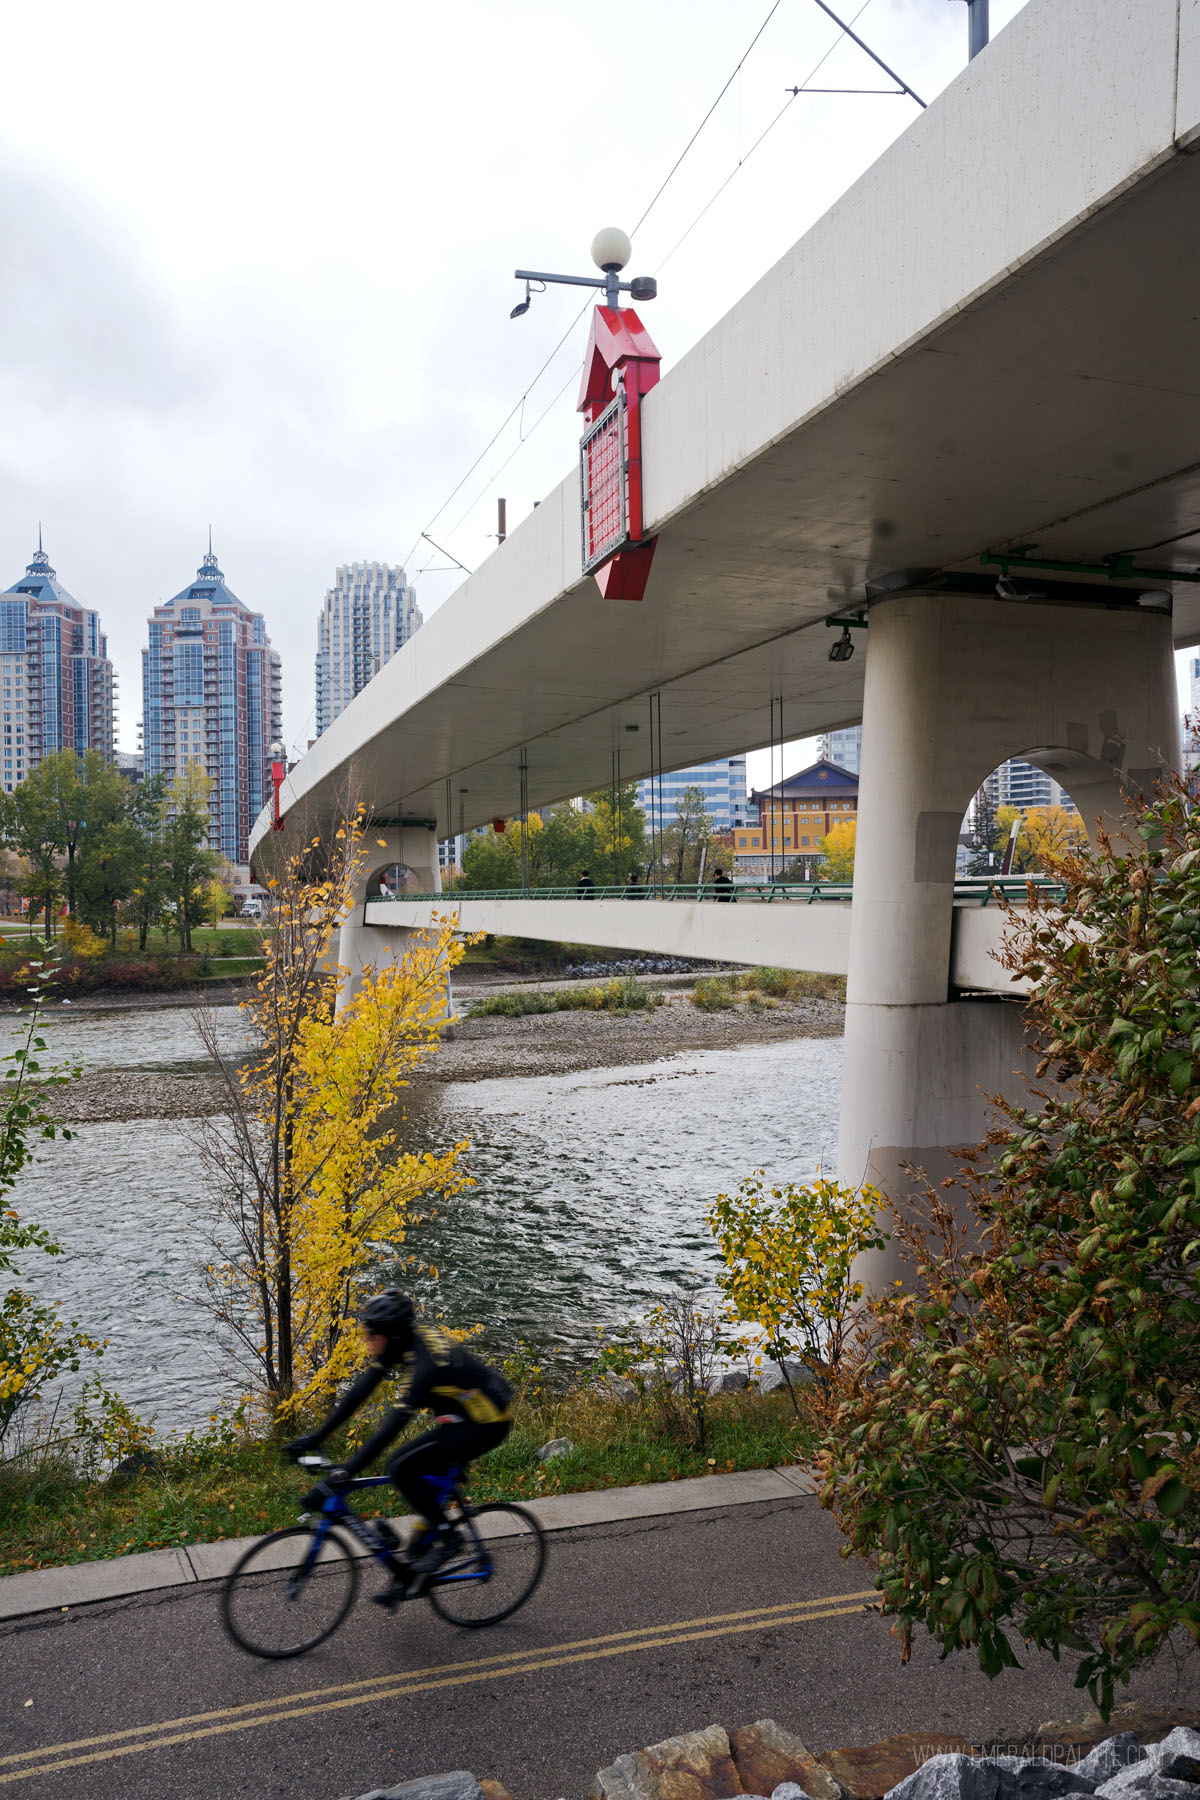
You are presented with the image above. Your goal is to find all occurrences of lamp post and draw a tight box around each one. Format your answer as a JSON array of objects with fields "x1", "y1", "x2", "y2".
[
  {"x1": 269, "y1": 742, "x2": 286, "y2": 832},
  {"x1": 510, "y1": 227, "x2": 657, "y2": 320}
]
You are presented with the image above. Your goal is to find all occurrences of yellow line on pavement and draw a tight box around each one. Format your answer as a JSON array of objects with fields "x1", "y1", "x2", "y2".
[
  {"x1": 0, "y1": 1588, "x2": 876, "y2": 1769},
  {"x1": 1, "y1": 1592, "x2": 877, "y2": 1786}
]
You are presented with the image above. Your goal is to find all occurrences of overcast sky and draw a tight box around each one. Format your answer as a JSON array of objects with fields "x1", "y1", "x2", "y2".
[{"x1": 11, "y1": 0, "x2": 1169, "y2": 786}]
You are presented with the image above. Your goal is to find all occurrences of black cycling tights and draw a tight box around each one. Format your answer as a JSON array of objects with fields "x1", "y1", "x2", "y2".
[{"x1": 388, "y1": 1419, "x2": 510, "y2": 1526}]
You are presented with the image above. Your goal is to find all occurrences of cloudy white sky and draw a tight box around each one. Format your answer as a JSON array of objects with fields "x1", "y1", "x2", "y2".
[{"x1": 11, "y1": 0, "x2": 1165, "y2": 782}]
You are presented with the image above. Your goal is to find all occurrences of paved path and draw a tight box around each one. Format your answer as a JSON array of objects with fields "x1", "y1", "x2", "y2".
[{"x1": 0, "y1": 1485, "x2": 1189, "y2": 1800}]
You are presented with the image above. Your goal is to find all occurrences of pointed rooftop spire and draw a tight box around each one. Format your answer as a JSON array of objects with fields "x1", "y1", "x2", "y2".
[
  {"x1": 26, "y1": 525, "x2": 54, "y2": 579},
  {"x1": 198, "y1": 528, "x2": 223, "y2": 581}
]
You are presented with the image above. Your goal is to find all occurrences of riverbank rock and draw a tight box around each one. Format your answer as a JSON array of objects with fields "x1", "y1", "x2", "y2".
[
  {"x1": 1073, "y1": 1739, "x2": 1146, "y2": 1787},
  {"x1": 709, "y1": 1370, "x2": 750, "y2": 1394},
  {"x1": 538, "y1": 1437, "x2": 575, "y2": 1462},
  {"x1": 1148, "y1": 1732, "x2": 1200, "y2": 1785},
  {"x1": 591, "y1": 1722, "x2": 742, "y2": 1800},
  {"x1": 888, "y1": 1755, "x2": 1097, "y2": 1800},
  {"x1": 106, "y1": 1449, "x2": 159, "y2": 1486},
  {"x1": 582, "y1": 1716, "x2": 1200, "y2": 1800},
  {"x1": 757, "y1": 1360, "x2": 809, "y2": 1395},
  {"x1": 729, "y1": 1720, "x2": 842, "y2": 1800}
]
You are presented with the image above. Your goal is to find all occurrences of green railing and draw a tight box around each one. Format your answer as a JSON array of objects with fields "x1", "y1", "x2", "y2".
[{"x1": 370, "y1": 876, "x2": 1064, "y2": 908}]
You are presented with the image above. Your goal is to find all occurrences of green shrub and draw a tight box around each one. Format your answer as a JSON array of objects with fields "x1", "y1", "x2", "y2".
[
  {"x1": 691, "y1": 975, "x2": 739, "y2": 1011},
  {"x1": 468, "y1": 976, "x2": 662, "y2": 1018},
  {"x1": 750, "y1": 966, "x2": 792, "y2": 997},
  {"x1": 818, "y1": 779, "x2": 1200, "y2": 1712}
]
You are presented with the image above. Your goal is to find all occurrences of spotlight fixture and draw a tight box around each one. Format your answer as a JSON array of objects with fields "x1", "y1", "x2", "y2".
[
  {"x1": 828, "y1": 625, "x2": 855, "y2": 663},
  {"x1": 994, "y1": 572, "x2": 1045, "y2": 600}
]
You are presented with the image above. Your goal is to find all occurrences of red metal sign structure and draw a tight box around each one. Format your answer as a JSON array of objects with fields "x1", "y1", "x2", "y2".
[
  {"x1": 271, "y1": 758, "x2": 286, "y2": 831},
  {"x1": 578, "y1": 306, "x2": 661, "y2": 601}
]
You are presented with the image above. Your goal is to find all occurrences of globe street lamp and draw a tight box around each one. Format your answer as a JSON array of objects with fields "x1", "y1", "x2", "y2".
[{"x1": 511, "y1": 227, "x2": 657, "y2": 320}]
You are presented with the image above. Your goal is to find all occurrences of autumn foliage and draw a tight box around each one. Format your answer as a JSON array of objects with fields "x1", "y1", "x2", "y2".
[
  {"x1": 196, "y1": 809, "x2": 469, "y2": 1420},
  {"x1": 816, "y1": 781, "x2": 1200, "y2": 1712}
]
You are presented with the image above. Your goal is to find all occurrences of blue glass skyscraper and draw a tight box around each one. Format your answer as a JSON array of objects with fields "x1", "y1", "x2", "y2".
[
  {"x1": 141, "y1": 546, "x2": 282, "y2": 867},
  {"x1": 1, "y1": 537, "x2": 115, "y2": 792}
]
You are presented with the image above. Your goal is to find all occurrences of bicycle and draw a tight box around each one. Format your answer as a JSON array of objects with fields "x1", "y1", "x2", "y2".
[{"x1": 220, "y1": 1454, "x2": 546, "y2": 1659}]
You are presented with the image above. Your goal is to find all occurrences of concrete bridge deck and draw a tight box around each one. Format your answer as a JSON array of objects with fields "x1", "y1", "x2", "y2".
[
  {"x1": 365, "y1": 880, "x2": 1039, "y2": 996},
  {"x1": 253, "y1": 0, "x2": 1200, "y2": 855}
]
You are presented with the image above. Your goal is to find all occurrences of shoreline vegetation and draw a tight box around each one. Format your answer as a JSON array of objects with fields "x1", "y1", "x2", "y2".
[{"x1": 0, "y1": 1379, "x2": 811, "y2": 1579}]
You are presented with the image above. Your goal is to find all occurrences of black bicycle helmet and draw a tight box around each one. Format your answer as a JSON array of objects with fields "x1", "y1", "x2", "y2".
[{"x1": 357, "y1": 1288, "x2": 415, "y2": 1341}]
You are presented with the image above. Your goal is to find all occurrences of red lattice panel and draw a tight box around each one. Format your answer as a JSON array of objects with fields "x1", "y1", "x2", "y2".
[{"x1": 580, "y1": 395, "x2": 627, "y2": 575}]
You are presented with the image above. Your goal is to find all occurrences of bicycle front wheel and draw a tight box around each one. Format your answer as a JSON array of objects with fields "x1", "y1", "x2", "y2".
[
  {"x1": 221, "y1": 1524, "x2": 359, "y2": 1658},
  {"x1": 428, "y1": 1503, "x2": 546, "y2": 1628}
]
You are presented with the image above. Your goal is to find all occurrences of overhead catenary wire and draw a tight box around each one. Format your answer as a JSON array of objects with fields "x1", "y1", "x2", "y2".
[
  {"x1": 655, "y1": 0, "x2": 877, "y2": 272},
  {"x1": 399, "y1": 0, "x2": 920, "y2": 576},
  {"x1": 631, "y1": 0, "x2": 786, "y2": 237},
  {"x1": 401, "y1": 1, "x2": 792, "y2": 576}
]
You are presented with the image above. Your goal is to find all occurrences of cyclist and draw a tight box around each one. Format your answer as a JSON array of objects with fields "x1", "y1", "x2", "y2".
[{"x1": 283, "y1": 1289, "x2": 512, "y2": 1606}]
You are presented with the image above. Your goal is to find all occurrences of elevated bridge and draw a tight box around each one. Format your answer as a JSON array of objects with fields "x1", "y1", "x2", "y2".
[{"x1": 253, "y1": 0, "x2": 1198, "y2": 1266}]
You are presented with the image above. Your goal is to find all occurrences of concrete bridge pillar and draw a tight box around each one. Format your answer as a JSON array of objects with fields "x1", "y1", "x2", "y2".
[
  {"x1": 838, "y1": 590, "x2": 1179, "y2": 1283},
  {"x1": 336, "y1": 821, "x2": 441, "y2": 1012}
]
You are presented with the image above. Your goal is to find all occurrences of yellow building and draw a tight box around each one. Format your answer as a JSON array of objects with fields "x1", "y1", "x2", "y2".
[{"x1": 734, "y1": 757, "x2": 858, "y2": 878}]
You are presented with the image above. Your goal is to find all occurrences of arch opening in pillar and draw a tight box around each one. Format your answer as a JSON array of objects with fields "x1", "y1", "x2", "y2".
[{"x1": 371, "y1": 861, "x2": 417, "y2": 898}]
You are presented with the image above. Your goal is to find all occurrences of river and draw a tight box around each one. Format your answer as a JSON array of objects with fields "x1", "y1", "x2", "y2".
[{"x1": 6, "y1": 1002, "x2": 842, "y2": 1434}]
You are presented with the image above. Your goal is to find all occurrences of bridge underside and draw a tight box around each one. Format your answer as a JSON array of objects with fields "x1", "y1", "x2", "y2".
[
  {"x1": 257, "y1": 0, "x2": 1200, "y2": 848},
  {"x1": 261, "y1": 0, "x2": 1197, "y2": 1280}
]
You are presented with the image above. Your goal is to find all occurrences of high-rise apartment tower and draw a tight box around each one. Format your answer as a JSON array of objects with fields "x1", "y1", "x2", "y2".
[
  {"x1": 141, "y1": 546, "x2": 282, "y2": 866},
  {"x1": 315, "y1": 561, "x2": 422, "y2": 736},
  {"x1": 635, "y1": 756, "x2": 748, "y2": 834},
  {"x1": 1, "y1": 538, "x2": 116, "y2": 792},
  {"x1": 818, "y1": 725, "x2": 862, "y2": 778}
]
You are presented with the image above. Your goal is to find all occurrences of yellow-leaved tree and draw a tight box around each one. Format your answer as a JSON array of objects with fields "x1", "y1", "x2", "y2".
[
  {"x1": 707, "y1": 1172, "x2": 885, "y2": 1409},
  {"x1": 195, "y1": 807, "x2": 470, "y2": 1420},
  {"x1": 818, "y1": 818, "x2": 856, "y2": 882}
]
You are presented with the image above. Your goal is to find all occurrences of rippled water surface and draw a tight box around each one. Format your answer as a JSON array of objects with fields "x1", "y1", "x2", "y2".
[{"x1": 9, "y1": 1002, "x2": 842, "y2": 1431}]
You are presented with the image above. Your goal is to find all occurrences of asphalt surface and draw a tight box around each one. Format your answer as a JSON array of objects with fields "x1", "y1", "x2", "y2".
[{"x1": 0, "y1": 1496, "x2": 1195, "y2": 1800}]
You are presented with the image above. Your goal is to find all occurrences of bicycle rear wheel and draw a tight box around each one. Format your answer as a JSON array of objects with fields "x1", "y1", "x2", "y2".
[
  {"x1": 427, "y1": 1503, "x2": 546, "y2": 1628},
  {"x1": 221, "y1": 1524, "x2": 359, "y2": 1658}
]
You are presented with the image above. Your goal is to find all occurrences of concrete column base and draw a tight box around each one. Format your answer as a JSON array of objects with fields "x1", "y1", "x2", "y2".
[{"x1": 841, "y1": 995, "x2": 1032, "y2": 1286}]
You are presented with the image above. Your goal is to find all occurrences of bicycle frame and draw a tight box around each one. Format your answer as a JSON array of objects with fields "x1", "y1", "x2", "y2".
[{"x1": 298, "y1": 1468, "x2": 493, "y2": 1590}]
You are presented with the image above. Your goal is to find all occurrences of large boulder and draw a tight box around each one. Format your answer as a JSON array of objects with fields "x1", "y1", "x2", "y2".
[
  {"x1": 1148, "y1": 1731, "x2": 1200, "y2": 1785},
  {"x1": 757, "y1": 1360, "x2": 809, "y2": 1396},
  {"x1": 729, "y1": 1720, "x2": 843, "y2": 1800},
  {"x1": 885, "y1": 1753, "x2": 1096, "y2": 1800},
  {"x1": 1074, "y1": 1737, "x2": 1146, "y2": 1787},
  {"x1": 591, "y1": 1723, "x2": 743, "y2": 1800}
]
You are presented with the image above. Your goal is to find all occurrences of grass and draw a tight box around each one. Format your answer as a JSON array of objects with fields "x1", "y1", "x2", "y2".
[
  {"x1": 0, "y1": 1386, "x2": 812, "y2": 1577},
  {"x1": 468, "y1": 975, "x2": 664, "y2": 1018},
  {"x1": 691, "y1": 968, "x2": 845, "y2": 1011}
]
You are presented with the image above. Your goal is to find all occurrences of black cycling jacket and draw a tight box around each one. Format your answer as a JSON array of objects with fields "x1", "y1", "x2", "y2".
[{"x1": 311, "y1": 1325, "x2": 512, "y2": 1477}]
